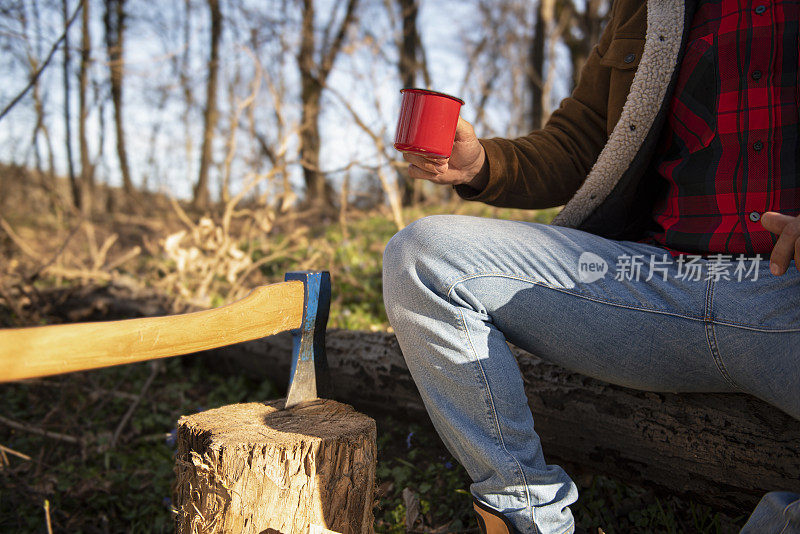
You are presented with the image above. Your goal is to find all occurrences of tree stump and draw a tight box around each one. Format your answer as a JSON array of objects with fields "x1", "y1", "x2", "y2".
[{"x1": 174, "y1": 399, "x2": 376, "y2": 534}]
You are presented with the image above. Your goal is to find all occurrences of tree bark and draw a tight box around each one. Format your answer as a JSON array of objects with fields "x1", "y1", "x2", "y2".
[
  {"x1": 193, "y1": 0, "x2": 222, "y2": 210},
  {"x1": 299, "y1": 81, "x2": 327, "y2": 206},
  {"x1": 208, "y1": 330, "x2": 800, "y2": 515},
  {"x1": 104, "y1": 0, "x2": 134, "y2": 198},
  {"x1": 174, "y1": 398, "x2": 376, "y2": 534},
  {"x1": 298, "y1": 0, "x2": 325, "y2": 208},
  {"x1": 78, "y1": 0, "x2": 93, "y2": 216}
]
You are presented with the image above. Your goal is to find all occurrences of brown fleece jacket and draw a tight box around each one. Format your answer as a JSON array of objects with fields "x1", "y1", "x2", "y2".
[{"x1": 455, "y1": 0, "x2": 700, "y2": 241}]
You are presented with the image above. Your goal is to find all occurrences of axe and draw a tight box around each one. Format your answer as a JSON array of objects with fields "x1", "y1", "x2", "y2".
[{"x1": 0, "y1": 271, "x2": 332, "y2": 408}]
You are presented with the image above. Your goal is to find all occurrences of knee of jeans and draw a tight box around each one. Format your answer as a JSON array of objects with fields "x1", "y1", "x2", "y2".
[{"x1": 382, "y1": 215, "x2": 454, "y2": 318}]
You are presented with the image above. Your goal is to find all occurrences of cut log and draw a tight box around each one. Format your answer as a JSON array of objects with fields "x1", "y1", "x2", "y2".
[
  {"x1": 174, "y1": 398, "x2": 376, "y2": 534},
  {"x1": 207, "y1": 329, "x2": 800, "y2": 515}
]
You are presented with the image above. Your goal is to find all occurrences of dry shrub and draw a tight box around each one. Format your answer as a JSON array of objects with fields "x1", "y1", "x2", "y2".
[{"x1": 161, "y1": 217, "x2": 252, "y2": 307}]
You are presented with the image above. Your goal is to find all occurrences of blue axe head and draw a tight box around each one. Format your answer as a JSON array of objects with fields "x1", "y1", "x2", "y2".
[{"x1": 284, "y1": 271, "x2": 332, "y2": 408}]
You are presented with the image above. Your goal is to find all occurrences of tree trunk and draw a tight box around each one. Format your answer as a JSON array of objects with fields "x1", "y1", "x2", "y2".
[
  {"x1": 78, "y1": 0, "x2": 93, "y2": 216},
  {"x1": 299, "y1": 86, "x2": 329, "y2": 207},
  {"x1": 104, "y1": 0, "x2": 134, "y2": 198},
  {"x1": 193, "y1": 0, "x2": 222, "y2": 210},
  {"x1": 297, "y1": 0, "x2": 359, "y2": 209},
  {"x1": 529, "y1": 0, "x2": 547, "y2": 130},
  {"x1": 28, "y1": 58, "x2": 59, "y2": 209},
  {"x1": 397, "y1": 0, "x2": 423, "y2": 206},
  {"x1": 62, "y1": 0, "x2": 80, "y2": 210},
  {"x1": 181, "y1": 0, "x2": 195, "y2": 189},
  {"x1": 529, "y1": 0, "x2": 556, "y2": 130},
  {"x1": 208, "y1": 330, "x2": 800, "y2": 515},
  {"x1": 298, "y1": 0, "x2": 327, "y2": 208},
  {"x1": 174, "y1": 399, "x2": 376, "y2": 534}
]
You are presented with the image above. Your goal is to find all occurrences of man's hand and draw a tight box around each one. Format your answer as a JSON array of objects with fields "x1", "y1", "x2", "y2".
[
  {"x1": 403, "y1": 117, "x2": 486, "y2": 188},
  {"x1": 760, "y1": 211, "x2": 800, "y2": 275}
]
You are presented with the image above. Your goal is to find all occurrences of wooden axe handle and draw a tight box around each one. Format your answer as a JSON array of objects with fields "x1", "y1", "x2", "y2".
[{"x1": 0, "y1": 281, "x2": 305, "y2": 382}]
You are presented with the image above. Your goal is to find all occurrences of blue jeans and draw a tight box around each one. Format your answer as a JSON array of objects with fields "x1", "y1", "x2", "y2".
[{"x1": 382, "y1": 215, "x2": 800, "y2": 534}]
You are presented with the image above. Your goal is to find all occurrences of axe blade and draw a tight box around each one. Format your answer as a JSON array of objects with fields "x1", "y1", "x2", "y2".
[{"x1": 284, "y1": 271, "x2": 332, "y2": 408}]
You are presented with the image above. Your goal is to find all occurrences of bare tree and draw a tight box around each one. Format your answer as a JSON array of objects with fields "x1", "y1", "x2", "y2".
[
  {"x1": 560, "y1": 0, "x2": 608, "y2": 86},
  {"x1": 193, "y1": 0, "x2": 223, "y2": 210},
  {"x1": 297, "y1": 0, "x2": 360, "y2": 208},
  {"x1": 63, "y1": 0, "x2": 80, "y2": 209},
  {"x1": 459, "y1": 0, "x2": 533, "y2": 136},
  {"x1": 78, "y1": 0, "x2": 94, "y2": 215},
  {"x1": 104, "y1": 0, "x2": 134, "y2": 198},
  {"x1": 395, "y1": 0, "x2": 429, "y2": 205},
  {"x1": 529, "y1": 0, "x2": 553, "y2": 130},
  {"x1": 23, "y1": 0, "x2": 58, "y2": 201}
]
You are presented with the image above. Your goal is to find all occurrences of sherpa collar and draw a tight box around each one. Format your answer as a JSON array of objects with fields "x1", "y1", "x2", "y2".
[{"x1": 552, "y1": 0, "x2": 686, "y2": 229}]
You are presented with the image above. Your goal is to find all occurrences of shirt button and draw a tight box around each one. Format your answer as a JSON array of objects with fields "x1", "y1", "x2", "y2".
[
  {"x1": 624, "y1": 53, "x2": 636, "y2": 64},
  {"x1": 755, "y1": 5, "x2": 767, "y2": 14},
  {"x1": 752, "y1": 70, "x2": 763, "y2": 80},
  {"x1": 753, "y1": 140, "x2": 764, "y2": 151},
  {"x1": 749, "y1": 211, "x2": 761, "y2": 222}
]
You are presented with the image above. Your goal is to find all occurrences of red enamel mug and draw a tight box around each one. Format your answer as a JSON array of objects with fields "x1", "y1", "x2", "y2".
[{"x1": 394, "y1": 88, "x2": 465, "y2": 158}]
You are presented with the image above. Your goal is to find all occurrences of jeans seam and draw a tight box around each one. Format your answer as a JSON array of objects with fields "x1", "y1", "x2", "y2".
[
  {"x1": 778, "y1": 499, "x2": 800, "y2": 534},
  {"x1": 703, "y1": 279, "x2": 740, "y2": 390},
  {"x1": 455, "y1": 305, "x2": 536, "y2": 527},
  {"x1": 710, "y1": 319, "x2": 800, "y2": 333},
  {"x1": 445, "y1": 271, "x2": 705, "y2": 323}
]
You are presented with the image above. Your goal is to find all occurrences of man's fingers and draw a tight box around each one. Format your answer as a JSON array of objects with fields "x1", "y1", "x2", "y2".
[
  {"x1": 403, "y1": 153, "x2": 448, "y2": 174},
  {"x1": 454, "y1": 116, "x2": 475, "y2": 142},
  {"x1": 760, "y1": 211, "x2": 795, "y2": 235},
  {"x1": 768, "y1": 218, "x2": 800, "y2": 275},
  {"x1": 407, "y1": 164, "x2": 444, "y2": 182}
]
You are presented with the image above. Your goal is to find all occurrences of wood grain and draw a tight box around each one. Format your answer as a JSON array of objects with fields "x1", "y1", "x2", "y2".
[
  {"x1": 174, "y1": 399, "x2": 376, "y2": 534},
  {"x1": 0, "y1": 281, "x2": 305, "y2": 382}
]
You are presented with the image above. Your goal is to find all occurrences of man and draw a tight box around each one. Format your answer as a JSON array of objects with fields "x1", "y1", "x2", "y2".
[{"x1": 382, "y1": 1, "x2": 800, "y2": 533}]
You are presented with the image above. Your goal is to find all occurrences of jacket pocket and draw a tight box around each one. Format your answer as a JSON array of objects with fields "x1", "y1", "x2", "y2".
[
  {"x1": 601, "y1": 37, "x2": 645, "y2": 134},
  {"x1": 600, "y1": 37, "x2": 644, "y2": 70}
]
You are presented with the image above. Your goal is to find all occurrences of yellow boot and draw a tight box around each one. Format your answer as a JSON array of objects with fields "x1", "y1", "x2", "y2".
[{"x1": 473, "y1": 498, "x2": 520, "y2": 534}]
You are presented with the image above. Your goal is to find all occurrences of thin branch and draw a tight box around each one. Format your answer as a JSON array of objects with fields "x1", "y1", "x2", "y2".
[
  {"x1": 110, "y1": 362, "x2": 160, "y2": 448},
  {"x1": 27, "y1": 216, "x2": 84, "y2": 283},
  {"x1": 0, "y1": 216, "x2": 40, "y2": 260},
  {"x1": 44, "y1": 500, "x2": 53, "y2": 534},
  {"x1": 0, "y1": 414, "x2": 83, "y2": 445},
  {"x1": 0, "y1": 0, "x2": 83, "y2": 122},
  {"x1": 319, "y1": 0, "x2": 360, "y2": 80},
  {"x1": 0, "y1": 443, "x2": 31, "y2": 461}
]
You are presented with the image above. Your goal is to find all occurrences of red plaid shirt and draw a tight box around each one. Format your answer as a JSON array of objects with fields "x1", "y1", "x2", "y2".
[{"x1": 650, "y1": 0, "x2": 800, "y2": 255}]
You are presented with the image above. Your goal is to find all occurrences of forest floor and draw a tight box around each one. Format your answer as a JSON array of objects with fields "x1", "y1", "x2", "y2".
[
  {"x1": 0, "y1": 357, "x2": 744, "y2": 533},
  {"x1": 0, "y1": 194, "x2": 745, "y2": 533}
]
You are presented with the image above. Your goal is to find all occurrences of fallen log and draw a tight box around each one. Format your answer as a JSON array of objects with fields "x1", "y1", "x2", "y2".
[{"x1": 207, "y1": 329, "x2": 800, "y2": 515}]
